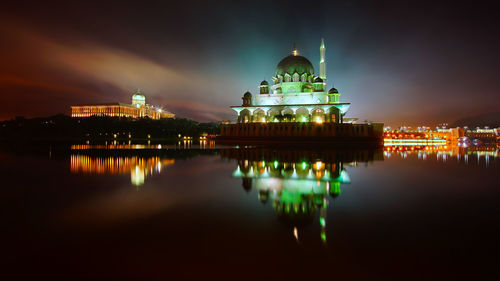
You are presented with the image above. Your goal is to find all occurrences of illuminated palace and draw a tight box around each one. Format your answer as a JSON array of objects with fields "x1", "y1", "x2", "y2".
[
  {"x1": 71, "y1": 90, "x2": 174, "y2": 120},
  {"x1": 218, "y1": 39, "x2": 383, "y2": 143}
]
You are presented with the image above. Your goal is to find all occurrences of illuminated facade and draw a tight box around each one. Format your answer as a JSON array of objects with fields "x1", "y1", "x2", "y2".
[
  {"x1": 71, "y1": 90, "x2": 174, "y2": 120},
  {"x1": 231, "y1": 39, "x2": 349, "y2": 124},
  {"x1": 383, "y1": 127, "x2": 500, "y2": 145}
]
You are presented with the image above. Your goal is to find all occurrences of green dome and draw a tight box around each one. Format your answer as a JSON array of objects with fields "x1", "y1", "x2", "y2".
[
  {"x1": 328, "y1": 87, "x2": 339, "y2": 94},
  {"x1": 260, "y1": 80, "x2": 269, "y2": 86},
  {"x1": 275, "y1": 55, "x2": 314, "y2": 77},
  {"x1": 314, "y1": 77, "x2": 323, "y2": 83}
]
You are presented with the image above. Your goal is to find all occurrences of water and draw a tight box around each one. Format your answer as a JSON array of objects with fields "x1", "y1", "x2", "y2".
[{"x1": 1, "y1": 143, "x2": 499, "y2": 280}]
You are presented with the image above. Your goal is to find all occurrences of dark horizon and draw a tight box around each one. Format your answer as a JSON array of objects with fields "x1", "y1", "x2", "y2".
[{"x1": 1, "y1": 0, "x2": 499, "y2": 127}]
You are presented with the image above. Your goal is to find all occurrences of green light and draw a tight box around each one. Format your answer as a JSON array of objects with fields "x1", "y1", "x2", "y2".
[
  {"x1": 319, "y1": 217, "x2": 326, "y2": 227},
  {"x1": 274, "y1": 160, "x2": 278, "y2": 169},
  {"x1": 302, "y1": 162, "x2": 307, "y2": 169},
  {"x1": 332, "y1": 182, "x2": 341, "y2": 195},
  {"x1": 321, "y1": 232, "x2": 327, "y2": 243}
]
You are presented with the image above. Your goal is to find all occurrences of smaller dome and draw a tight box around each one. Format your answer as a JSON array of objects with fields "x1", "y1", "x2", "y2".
[
  {"x1": 314, "y1": 77, "x2": 323, "y2": 83},
  {"x1": 243, "y1": 91, "x2": 252, "y2": 98},
  {"x1": 328, "y1": 88, "x2": 339, "y2": 94},
  {"x1": 260, "y1": 80, "x2": 269, "y2": 86}
]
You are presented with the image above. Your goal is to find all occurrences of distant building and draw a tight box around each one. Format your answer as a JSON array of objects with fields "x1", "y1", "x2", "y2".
[{"x1": 71, "y1": 90, "x2": 174, "y2": 119}]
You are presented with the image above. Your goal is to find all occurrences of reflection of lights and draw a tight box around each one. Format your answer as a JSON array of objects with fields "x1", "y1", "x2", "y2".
[
  {"x1": 383, "y1": 145, "x2": 499, "y2": 165},
  {"x1": 231, "y1": 157, "x2": 362, "y2": 244},
  {"x1": 232, "y1": 165, "x2": 243, "y2": 177},
  {"x1": 339, "y1": 170, "x2": 351, "y2": 183},
  {"x1": 70, "y1": 155, "x2": 174, "y2": 186},
  {"x1": 131, "y1": 165, "x2": 145, "y2": 187},
  {"x1": 314, "y1": 161, "x2": 324, "y2": 170}
]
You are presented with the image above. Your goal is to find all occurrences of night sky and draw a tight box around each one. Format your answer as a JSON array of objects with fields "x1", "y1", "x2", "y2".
[{"x1": 1, "y1": 0, "x2": 499, "y2": 126}]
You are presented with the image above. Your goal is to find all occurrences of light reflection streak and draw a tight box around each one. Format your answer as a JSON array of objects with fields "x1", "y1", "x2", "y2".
[
  {"x1": 70, "y1": 155, "x2": 174, "y2": 186},
  {"x1": 383, "y1": 145, "x2": 499, "y2": 166}
]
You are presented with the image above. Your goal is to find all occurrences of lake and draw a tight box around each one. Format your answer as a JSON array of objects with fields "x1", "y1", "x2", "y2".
[{"x1": 1, "y1": 142, "x2": 498, "y2": 280}]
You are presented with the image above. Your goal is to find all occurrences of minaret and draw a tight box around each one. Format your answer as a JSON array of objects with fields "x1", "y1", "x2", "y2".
[{"x1": 319, "y1": 38, "x2": 326, "y2": 81}]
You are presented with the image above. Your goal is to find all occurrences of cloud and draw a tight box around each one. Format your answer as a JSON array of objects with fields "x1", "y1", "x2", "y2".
[{"x1": 0, "y1": 24, "x2": 234, "y2": 121}]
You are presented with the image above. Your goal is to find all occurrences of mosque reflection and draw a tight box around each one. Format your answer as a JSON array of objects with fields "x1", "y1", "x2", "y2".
[
  {"x1": 70, "y1": 155, "x2": 174, "y2": 186},
  {"x1": 221, "y1": 148, "x2": 384, "y2": 244}
]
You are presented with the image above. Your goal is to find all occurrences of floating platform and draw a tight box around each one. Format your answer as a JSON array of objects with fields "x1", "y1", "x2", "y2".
[{"x1": 217, "y1": 122, "x2": 384, "y2": 146}]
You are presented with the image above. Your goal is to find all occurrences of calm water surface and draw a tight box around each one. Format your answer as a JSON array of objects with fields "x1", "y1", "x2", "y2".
[{"x1": 1, "y1": 143, "x2": 499, "y2": 280}]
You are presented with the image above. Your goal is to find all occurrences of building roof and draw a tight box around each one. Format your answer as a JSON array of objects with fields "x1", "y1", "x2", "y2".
[
  {"x1": 132, "y1": 89, "x2": 145, "y2": 100},
  {"x1": 328, "y1": 87, "x2": 339, "y2": 94},
  {"x1": 275, "y1": 55, "x2": 314, "y2": 77},
  {"x1": 71, "y1": 103, "x2": 130, "y2": 107}
]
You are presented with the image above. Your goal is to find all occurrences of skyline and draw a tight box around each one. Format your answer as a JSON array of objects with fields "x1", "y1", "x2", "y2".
[{"x1": 1, "y1": 0, "x2": 499, "y2": 127}]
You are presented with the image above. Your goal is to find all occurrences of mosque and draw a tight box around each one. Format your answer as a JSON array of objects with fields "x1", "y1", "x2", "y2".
[
  {"x1": 233, "y1": 39, "x2": 348, "y2": 124},
  {"x1": 218, "y1": 39, "x2": 383, "y2": 143},
  {"x1": 71, "y1": 90, "x2": 175, "y2": 119}
]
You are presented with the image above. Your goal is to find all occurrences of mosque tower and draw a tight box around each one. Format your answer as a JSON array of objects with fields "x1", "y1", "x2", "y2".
[{"x1": 319, "y1": 38, "x2": 326, "y2": 82}]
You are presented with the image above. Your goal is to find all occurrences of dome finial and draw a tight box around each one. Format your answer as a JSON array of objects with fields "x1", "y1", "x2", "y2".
[{"x1": 292, "y1": 41, "x2": 298, "y2": 56}]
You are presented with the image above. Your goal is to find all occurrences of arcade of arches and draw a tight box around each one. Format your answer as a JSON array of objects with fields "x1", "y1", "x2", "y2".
[{"x1": 237, "y1": 106, "x2": 342, "y2": 124}]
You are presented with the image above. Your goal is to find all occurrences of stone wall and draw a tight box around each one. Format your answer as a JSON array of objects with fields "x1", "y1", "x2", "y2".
[{"x1": 220, "y1": 122, "x2": 384, "y2": 139}]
